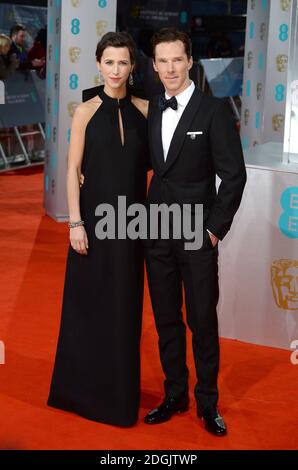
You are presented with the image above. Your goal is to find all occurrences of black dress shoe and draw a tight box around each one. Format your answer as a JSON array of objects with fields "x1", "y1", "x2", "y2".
[
  {"x1": 144, "y1": 395, "x2": 189, "y2": 424},
  {"x1": 197, "y1": 408, "x2": 227, "y2": 436}
]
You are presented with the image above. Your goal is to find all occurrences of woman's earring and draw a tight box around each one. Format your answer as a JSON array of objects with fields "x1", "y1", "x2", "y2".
[{"x1": 129, "y1": 72, "x2": 134, "y2": 86}]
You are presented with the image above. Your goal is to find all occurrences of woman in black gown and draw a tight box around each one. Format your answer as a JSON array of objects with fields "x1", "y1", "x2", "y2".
[{"x1": 47, "y1": 32, "x2": 149, "y2": 426}]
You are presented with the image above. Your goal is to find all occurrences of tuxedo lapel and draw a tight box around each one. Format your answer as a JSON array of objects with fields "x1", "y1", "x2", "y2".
[{"x1": 163, "y1": 88, "x2": 203, "y2": 175}]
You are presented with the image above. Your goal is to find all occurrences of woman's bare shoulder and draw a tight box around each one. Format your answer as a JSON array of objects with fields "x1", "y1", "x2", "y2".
[
  {"x1": 73, "y1": 96, "x2": 103, "y2": 125},
  {"x1": 131, "y1": 96, "x2": 149, "y2": 118}
]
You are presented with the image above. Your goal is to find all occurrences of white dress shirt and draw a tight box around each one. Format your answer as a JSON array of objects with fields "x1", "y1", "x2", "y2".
[{"x1": 161, "y1": 80, "x2": 195, "y2": 161}]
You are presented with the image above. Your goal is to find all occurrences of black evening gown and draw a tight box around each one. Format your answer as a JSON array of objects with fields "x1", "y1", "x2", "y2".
[{"x1": 47, "y1": 86, "x2": 148, "y2": 426}]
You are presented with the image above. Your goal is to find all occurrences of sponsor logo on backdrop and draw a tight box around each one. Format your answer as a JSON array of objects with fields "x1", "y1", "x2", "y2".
[
  {"x1": 276, "y1": 54, "x2": 288, "y2": 72},
  {"x1": 96, "y1": 20, "x2": 108, "y2": 37},
  {"x1": 278, "y1": 23, "x2": 289, "y2": 42},
  {"x1": 247, "y1": 51, "x2": 253, "y2": 69},
  {"x1": 244, "y1": 109, "x2": 249, "y2": 125},
  {"x1": 279, "y1": 186, "x2": 298, "y2": 238},
  {"x1": 69, "y1": 46, "x2": 81, "y2": 63},
  {"x1": 280, "y1": 0, "x2": 291, "y2": 12},
  {"x1": 47, "y1": 97, "x2": 51, "y2": 114},
  {"x1": 271, "y1": 260, "x2": 298, "y2": 310},
  {"x1": 67, "y1": 102, "x2": 79, "y2": 118},
  {"x1": 249, "y1": 21, "x2": 254, "y2": 39},
  {"x1": 260, "y1": 22, "x2": 266, "y2": 40},
  {"x1": 48, "y1": 44, "x2": 52, "y2": 61},
  {"x1": 272, "y1": 113, "x2": 284, "y2": 131},
  {"x1": 94, "y1": 73, "x2": 104, "y2": 86},
  {"x1": 56, "y1": 17, "x2": 60, "y2": 35},
  {"x1": 51, "y1": 178, "x2": 56, "y2": 195}
]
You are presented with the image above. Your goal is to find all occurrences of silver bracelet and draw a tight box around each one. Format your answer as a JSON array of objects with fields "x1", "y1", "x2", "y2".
[{"x1": 68, "y1": 220, "x2": 84, "y2": 229}]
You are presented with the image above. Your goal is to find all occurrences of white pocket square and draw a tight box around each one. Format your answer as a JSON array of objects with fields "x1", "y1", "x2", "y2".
[{"x1": 187, "y1": 131, "x2": 203, "y2": 135}]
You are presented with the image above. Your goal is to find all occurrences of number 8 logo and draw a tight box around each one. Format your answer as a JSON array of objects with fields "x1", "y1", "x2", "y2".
[
  {"x1": 275, "y1": 84, "x2": 285, "y2": 102},
  {"x1": 279, "y1": 24, "x2": 288, "y2": 42},
  {"x1": 71, "y1": 18, "x2": 80, "y2": 35}
]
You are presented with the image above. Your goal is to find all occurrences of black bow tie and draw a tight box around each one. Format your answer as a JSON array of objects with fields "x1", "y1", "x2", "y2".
[{"x1": 158, "y1": 95, "x2": 178, "y2": 112}]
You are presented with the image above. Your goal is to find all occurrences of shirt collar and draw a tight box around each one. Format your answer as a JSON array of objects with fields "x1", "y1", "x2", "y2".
[
  {"x1": 13, "y1": 41, "x2": 23, "y2": 52},
  {"x1": 165, "y1": 81, "x2": 195, "y2": 107}
]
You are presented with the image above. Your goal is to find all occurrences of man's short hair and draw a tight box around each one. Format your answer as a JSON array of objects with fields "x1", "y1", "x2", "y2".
[
  {"x1": 10, "y1": 24, "x2": 26, "y2": 38},
  {"x1": 151, "y1": 27, "x2": 192, "y2": 59}
]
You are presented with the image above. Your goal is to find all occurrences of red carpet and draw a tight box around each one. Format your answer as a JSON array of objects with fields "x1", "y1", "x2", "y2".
[{"x1": 0, "y1": 169, "x2": 297, "y2": 450}]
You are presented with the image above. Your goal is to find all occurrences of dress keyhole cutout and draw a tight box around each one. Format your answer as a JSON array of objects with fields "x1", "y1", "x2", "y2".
[{"x1": 118, "y1": 107, "x2": 125, "y2": 147}]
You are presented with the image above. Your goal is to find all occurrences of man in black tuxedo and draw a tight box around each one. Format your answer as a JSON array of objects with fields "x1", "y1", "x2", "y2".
[{"x1": 144, "y1": 28, "x2": 247, "y2": 436}]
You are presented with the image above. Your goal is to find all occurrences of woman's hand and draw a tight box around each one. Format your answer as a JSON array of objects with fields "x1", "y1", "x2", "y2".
[{"x1": 70, "y1": 225, "x2": 89, "y2": 255}]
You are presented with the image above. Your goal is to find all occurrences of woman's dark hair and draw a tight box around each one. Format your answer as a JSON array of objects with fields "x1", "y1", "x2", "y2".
[
  {"x1": 95, "y1": 31, "x2": 136, "y2": 64},
  {"x1": 151, "y1": 27, "x2": 192, "y2": 59},
  {"x1": 35, "y1": 27, "x2": 47, "y2": 49}
]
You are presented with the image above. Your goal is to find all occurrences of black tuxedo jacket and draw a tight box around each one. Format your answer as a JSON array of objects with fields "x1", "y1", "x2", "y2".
[{"x1": 147, "y1": 87, "x2": 247, "y2": 241}]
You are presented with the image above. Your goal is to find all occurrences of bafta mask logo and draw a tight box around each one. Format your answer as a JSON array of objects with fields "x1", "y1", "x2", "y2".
[
  {"x1": 48, "y1": 44, "x2": 52, "y2": 61},
  {"x1": 96, "y1": 21, "x2": 108, "y2": 37},
  {"x1": 51, "y1": 178, "x2": 56, "y2": 195},
  {"x1": 247, "y1": 51, "x2": 253, "y2": 69},
  {"x1": 272, "y1": 114, "x2": 284, "y2": 132},
  {"x1": 53, "y1": 127, "x2": 57, "y2": 143},
  {"x1": 71, "y1": 0, "x2": 80, "y2": 6},
  {"x1": 276, "y1": 54, "x2": 288, "y2": 72},
  {"x1": 94, "y1": 73, "x2": 104, "y2": 86},
  {"x1": 271, "y1": 260, "x2": 298, "y2": 310},
  {"x1": 67, "y1": 102, "x2": 79, "y2": 118},
  {"x1": 56, "y1": 18, "x2": 60, "y2": 35},
  {"x1": 250, "y1": 0, "x2": 255, "y2": 9},
  {"x1": 47, "y1": 97, "x2": 51, "y2": 114},
  {"x1": 280, "y1": 0, "x2": 291, "y2": 11},
  {"x1": 244, "y1": 108, "x2": 250, "y2": 125},
  {"x1": 54, "y1": 73, "x2": 59, "y2": 89},
  {"x1": 279, "y1": 186, "x2": 298, "y2": 238},
  {"x1": 256, "y1": 82, "x2": 262, "y2": 100},
  {"x1": 69, "y1": 46, "x2": 81, "y2": 63},
  {"x1": 260, "y1": 23, "x2": 266, "y2": 40}
]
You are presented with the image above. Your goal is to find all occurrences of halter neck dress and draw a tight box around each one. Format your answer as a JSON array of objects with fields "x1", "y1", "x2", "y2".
[{"x1": 47, "y1": 86, "x2": 148, "y2": 426}]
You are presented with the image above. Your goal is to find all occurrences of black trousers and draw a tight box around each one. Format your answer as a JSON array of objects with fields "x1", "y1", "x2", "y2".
[{"x1": 145, "y1": 228, "x2": 220, "y2": 412}]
